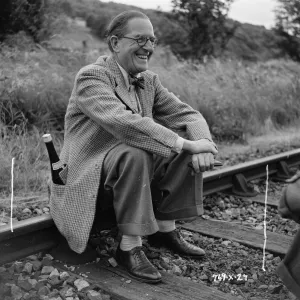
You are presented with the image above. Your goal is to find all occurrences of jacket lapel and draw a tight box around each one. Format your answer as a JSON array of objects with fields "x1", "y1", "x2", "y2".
[{"x1": 104, "y1": 56, "x2": 139, "y2": 114}]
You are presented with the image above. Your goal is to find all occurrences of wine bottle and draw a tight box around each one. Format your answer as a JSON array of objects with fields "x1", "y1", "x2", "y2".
[{"x1": 42, "y1": 133, "x2": 66, "y2": 185}]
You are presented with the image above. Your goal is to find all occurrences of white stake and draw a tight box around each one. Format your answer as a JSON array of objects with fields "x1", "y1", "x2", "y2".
[
  {"x1": 262, "y1": 165, "x2": 269, "y2": 271},
  {"x1": 11, "y1": 157, "x2": 15, "y2": 233}
]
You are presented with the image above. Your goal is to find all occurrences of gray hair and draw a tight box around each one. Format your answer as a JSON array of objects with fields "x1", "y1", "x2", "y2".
[{"x1": 105, "y1": 10, "x2": 150, "y2": 52}]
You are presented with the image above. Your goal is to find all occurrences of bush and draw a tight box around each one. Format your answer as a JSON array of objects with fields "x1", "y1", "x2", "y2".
[{"x1": 0, "y1": 0, "x2": 68, "y2": 43}]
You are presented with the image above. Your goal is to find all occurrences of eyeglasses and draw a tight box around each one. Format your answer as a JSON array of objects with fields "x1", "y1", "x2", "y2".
[{"x1": 121, "y1": 36, "x2": 158, "y2": 47}]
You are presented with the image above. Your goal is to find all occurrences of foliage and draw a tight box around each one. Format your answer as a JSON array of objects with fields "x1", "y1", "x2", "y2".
[
  {"x1": 0, "y1": 0, "x2": 68, "y2": 42},
  {"x1": 274, "y1": 0, "x2": 300, "y2": 61},
  {"x1": 171, "y1": 0, "x2": 238, "y2": 60},
  {"x1": 275, "y1": 0, "x2": 300, "y2": 38}
]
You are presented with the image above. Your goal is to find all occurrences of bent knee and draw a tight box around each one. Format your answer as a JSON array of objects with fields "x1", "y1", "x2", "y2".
[{"x1": 122, "y1": 145, "x2": 152, "y2": 165}]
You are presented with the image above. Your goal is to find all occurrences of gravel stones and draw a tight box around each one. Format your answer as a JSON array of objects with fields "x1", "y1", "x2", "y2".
[
  {"x1": 0, "y1": 254, "x2": 111, "y2": 300},
  {"x1": 74, "y1": 278, "x2": 90, "y2": 291}
]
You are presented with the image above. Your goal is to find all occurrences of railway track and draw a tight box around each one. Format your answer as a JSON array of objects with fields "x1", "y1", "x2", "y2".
[{"x1": 1, "y1": 149, "x2": 300, "y2": 300}]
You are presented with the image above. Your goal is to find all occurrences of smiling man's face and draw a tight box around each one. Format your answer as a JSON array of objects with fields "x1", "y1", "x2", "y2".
[{"x1": 116, "y1": 18, "x2": 155, "y2": 75}]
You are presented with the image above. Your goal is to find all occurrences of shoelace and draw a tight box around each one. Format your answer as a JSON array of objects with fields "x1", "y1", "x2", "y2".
[{"x1": 132, "y1": 247, "x2": 148, "y2": 264}]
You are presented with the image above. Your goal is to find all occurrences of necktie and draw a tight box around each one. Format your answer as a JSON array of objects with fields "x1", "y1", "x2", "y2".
[{"x1": 129, "y1": 74, "x2": 145, "y2": 90}]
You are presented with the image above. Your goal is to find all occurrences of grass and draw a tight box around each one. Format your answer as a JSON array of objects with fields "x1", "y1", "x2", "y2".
[{"x1": 1, "y1": 19, "x2": 300, "y2": 196}]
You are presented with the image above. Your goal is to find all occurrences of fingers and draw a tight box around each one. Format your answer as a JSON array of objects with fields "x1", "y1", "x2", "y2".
[
  {"x1": 192, "y1": 153, "x2": 215, "y2": 173},
  {"x1": 192, "y1": 155, "x2": 200, "y2": 173},
  {"x1": 210, "y1": 144, "x2": 218, "y2": 155}
]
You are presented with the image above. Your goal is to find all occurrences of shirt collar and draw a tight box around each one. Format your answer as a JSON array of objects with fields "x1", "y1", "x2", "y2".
[{"x1": 116, "y1": 62, "x2": 140, "y2": 91}]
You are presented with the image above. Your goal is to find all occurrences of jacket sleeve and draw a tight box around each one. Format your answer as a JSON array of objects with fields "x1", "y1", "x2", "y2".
[
  {"x1": 75, "y1": 66, "x2": 178, "y2": 157},
  {"x1": 152, "y1": 74, "x2": 213, "y2": 142}
]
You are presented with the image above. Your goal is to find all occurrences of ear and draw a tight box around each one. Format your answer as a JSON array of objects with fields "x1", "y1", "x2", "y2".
[{"x1": 110, "y1": 36, "x2": 120, "y2": 53}]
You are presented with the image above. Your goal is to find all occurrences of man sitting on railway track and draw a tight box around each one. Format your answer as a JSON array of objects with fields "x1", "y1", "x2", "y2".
[{"x1": 50, "y1": 10, "x2": 217, "y2": 284}]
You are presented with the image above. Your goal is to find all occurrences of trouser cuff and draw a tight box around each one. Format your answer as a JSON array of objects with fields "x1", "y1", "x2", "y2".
[
  {"x1": 155, "y1": 205, "x2": 203, "y2": 220},
  {"x1": 118, "y1": 220, "x2": 159, "y2": 236}
]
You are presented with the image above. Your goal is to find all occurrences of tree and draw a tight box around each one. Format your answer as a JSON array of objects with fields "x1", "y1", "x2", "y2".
[
  {"x1": 274, "y1": 0, "x2": 300, "y2": 61},
  {"x1": 275, "y1": 0, "x2": 300, "y2": 37},
  {"x1": 171, "y1": 0, "x2": 238, "y2": 60}
]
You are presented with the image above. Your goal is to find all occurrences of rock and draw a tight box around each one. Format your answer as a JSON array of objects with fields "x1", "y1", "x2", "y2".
[
  {"x1": 59, "y1": 271, "x2": 70, "y2": 281},
  {"x1": 269, "y1": 285, "x2": 283, "y2": 294},
  {"x1": 235, "y1": 267, "x2": 243, "y2": 274},
  {"x1": 49, "y1": 269, "x2": 60, "y2": 278},
  {"x1": 65, "y1": 287, "x2": 74, "y2": 297},
  {"x1": 27, "y1": 255, "x2": 38, "y2": 261},
  {"x1": 74, "y1": 279, "x2": 90, "y2": 291},
  {"x1": 172, "y1": 265, "x2": 181, "y2": 275},
  {"x1": 273, "y1": 257, "x2": 281, "y2": 264},
  {"x1": 34, "y1": 208, "x2": 43, "y2": 215},
  {"x1": 48, "y1": 288, "x2": 60, "y2": 298},
  {"x1": 255, "y1": 225, "x2": 263, "y2": 230},
  {"x1": 199, "y1": 274, "x2": 208, "y2": 280},
  {"x1": 59, "y1": 286, "x2": 74, "y2": 298},
  {"x1": 101, "y1": 294, "x2": 111, "y2": 300},
  {"x1": 0, "y1": 266, "x2": 6, "y2": 273},
  {"x1": 252, "y1": 273, "x2": 258, "y2": 280},
  {"x1": 240, "y1": 250, "x2": 248, "y2": 256},
  {"x1": 258, "y1": 285, "x2": 268, "y2": 289},
  {"x1": 41, "y1": 266, "x2": 55, "y2": 275},
  {"x1": 23, "y1": 262, "x2": 33, "y2": 274},
  {"x1": 0, "y1": 283, "x2": 11, "y2": 297},
  {"x1": 108, "y1": 258, "x2": 118, "y2": 267},
  {"x1": 23, "y1": 293, "x2": 31, "y2": 300},
  {"x1": 221, "y1": 241, "x2": 231, "y2": 246},
  {"x1": 44, "y1": 254, "x2": 54, "y2": 260},
  {"x1": 38, "y1": 285, "x2": 51, "y2": 296},
  {"x1": 65, "y1": 275, "x2": 77, "y2": 285},
  {"x1": 41, "y1": 258, "x2": 53, "y2": 267},
  {"x1": 32, "y1": 260, "x2": 42, "y2": 271},
  {"x1": 18, "y1": 279, "x2": 36, "y2": 291},
  {"x1": 161, "y1": 256, "x2": 170, "y2": 264},
  {"x1": 48, "y1": 276, "x2": 62, "y2": 286},
  {"x1": 22, "y1": 208, "x2": 32, "y2": 214},
  {"x1": 216, "y1": 199, "x2": 225, "y2": 210},
  {"x1": 11, "y1": 284, "x2": 24, "y2": 300},
  {"x1": 14, "y1": 262, "x2": 24, "y2": 273},
  {"x1": 43, "y1": 207, "x2": 50, "y2": 213},
  {"x1": 160, "y1": 261, "x2": 171, "y2": 270},
  {"x1": 34, "y1": 281, "x2": 46, "y2": 291},
  {"x1": 87, "y1": 290, "x2": 103, "y2": 300}
]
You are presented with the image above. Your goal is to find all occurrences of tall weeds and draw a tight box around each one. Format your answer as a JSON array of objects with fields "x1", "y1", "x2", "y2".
[{"x1": 1, "y1": 41, "x2": 300, "y2": 196}]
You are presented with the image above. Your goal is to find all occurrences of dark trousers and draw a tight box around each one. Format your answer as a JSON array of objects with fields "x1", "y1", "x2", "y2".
[{"x1": 100, "y1": 144, "x2": 203, "y2": 236}]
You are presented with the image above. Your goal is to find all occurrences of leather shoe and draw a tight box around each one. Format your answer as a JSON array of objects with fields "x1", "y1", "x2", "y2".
[
  {"x1": 148, "y1": 229, "x2": 206, "y2": 259},
  {"x1": 115, "y1": 246, "x2": 162, "y2": 283}
]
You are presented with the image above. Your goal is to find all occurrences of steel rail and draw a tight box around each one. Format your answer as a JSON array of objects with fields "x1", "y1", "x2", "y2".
[
  {"x1": 203, "y1": 148, "x2": 300, "y2": 196},
  {"x1": 1, "y1": 148, "x2": 300, "y2": 265}
]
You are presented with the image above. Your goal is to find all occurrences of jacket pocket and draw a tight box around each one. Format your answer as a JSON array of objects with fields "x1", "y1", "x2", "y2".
[
  {"x1": 58, "y1": 165, "x2": 68, "y2": 185},
  {"x1": 50, "y1": 182, "x2": 66, "y2": 200}
]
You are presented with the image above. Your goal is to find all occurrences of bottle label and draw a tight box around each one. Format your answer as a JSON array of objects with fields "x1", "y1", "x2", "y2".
[{"x1": 52, "y1": 161, "x2": 64, "y2": 170}]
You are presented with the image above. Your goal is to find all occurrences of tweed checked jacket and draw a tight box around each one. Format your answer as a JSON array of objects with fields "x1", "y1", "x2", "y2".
[{"x1": 50, "y1": 55, "x2": 213, "y2": 254}]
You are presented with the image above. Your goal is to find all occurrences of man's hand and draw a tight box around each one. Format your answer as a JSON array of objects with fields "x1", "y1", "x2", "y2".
[
  {"x1": 183, "y1": 139, "x2": 218, "y2": 155},
  {"x1": 191, "y1": 153, "x2": 215, "y2": 173}
]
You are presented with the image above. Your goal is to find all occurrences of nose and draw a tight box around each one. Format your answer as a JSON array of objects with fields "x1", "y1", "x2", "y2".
[{"x1": 143, "y1": 40, "x2": 154, "y2": 51}]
